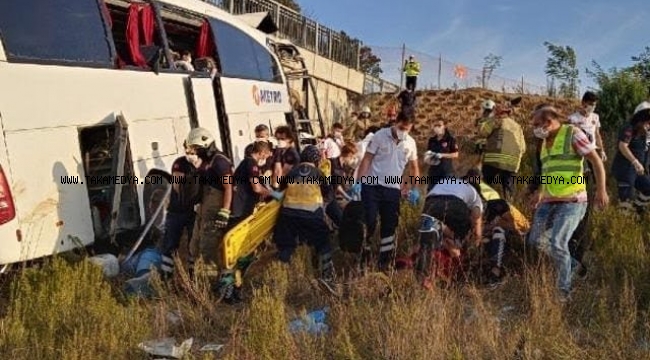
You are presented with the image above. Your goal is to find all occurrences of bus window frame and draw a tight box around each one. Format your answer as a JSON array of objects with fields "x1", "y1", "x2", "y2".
[{"x1": 0, "y1": 0, "x2": 118, "y2": 69}]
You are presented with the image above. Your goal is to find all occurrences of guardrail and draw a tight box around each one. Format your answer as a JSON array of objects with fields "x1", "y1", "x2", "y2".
[{"x1": 203, "y1": 0, "x2": 362, "y2": 69}]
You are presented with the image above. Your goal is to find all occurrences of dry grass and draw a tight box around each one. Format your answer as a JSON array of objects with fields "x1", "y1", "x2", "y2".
[
  {"x1": 2, "y1": 198, "x2": 650, "y2": 359},
  {"x1": 2, "y1": 91, "x2": 650, "y2": 359}
]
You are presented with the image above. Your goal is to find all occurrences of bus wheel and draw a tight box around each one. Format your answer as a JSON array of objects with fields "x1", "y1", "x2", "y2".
[{"x1": 143, "y1": 175, "x2": 169, "y2": 230}]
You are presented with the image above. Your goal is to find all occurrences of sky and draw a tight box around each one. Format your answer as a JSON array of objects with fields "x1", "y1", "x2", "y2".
[{"x1": 299, "y1": 0, "x2": 649, "y2": 93}]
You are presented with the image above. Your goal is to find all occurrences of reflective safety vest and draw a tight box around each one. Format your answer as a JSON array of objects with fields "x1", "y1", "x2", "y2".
[
  {"x1": 479, "y1": 183, "x2": 501, "y2": 201},
  {"x1": 404, "y1": 61, "x2": 420, "y2": 76},
  {"x1": 482, "y1": 117, "x2": 526, "y2": 173},
  {"x1": 540, "y1": 124, "x2": 586, "y2": 198},
  {"x1": 283, "y1": 163, "x2": 324, "y2": 212}
]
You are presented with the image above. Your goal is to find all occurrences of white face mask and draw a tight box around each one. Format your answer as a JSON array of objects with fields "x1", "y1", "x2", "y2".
[
  {"x1": 185, "y1": 154, "x2": 202, "y2": 168},
  {"x1": 277, "y1": 140, "x2": 288, "y2": 149},
  {"x1": 255, "y1": 137, "x2": 268, "y2": 142},
  {"x1": 584, "y1": 105, "x2": 596, "y2": 115},
  {"x1": 394, "y1": 127, "x2": 407, "y2": 141},
  {"x1": 434, "y1": 127, "x2": 444, "y2": 136},
  {"x1": 533, "y1": 127, "x2": 550, "y2": 139},
  {"x1": 257, "y1": 158, "x2": 267, "y2": 167}
]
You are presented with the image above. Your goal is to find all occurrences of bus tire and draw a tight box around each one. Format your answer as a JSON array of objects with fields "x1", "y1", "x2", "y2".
[{"x1": 143, "y1": 171, "x2": 170, "y2": 231}]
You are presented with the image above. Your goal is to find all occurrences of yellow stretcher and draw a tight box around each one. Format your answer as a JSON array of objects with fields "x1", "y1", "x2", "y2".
[{"x1": 222, "y1": 199, "x2": 282, "y2": 270}]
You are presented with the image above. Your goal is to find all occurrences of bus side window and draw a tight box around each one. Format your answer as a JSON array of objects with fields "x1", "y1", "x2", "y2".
[
  {"x1": 103, "y1": 2, "x2": 163, "y2": 70},
  {"x1": 0, "y1": 0, "x2": 113, "y2": 66}
]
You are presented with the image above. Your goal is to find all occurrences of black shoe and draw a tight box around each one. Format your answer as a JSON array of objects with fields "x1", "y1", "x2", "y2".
[{"x1": 486, "y1": 270, "x2": 505, "y2": 290}]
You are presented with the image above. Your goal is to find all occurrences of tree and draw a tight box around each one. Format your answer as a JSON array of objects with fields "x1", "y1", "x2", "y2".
[
  {"x1": 631, "y1": 46, "x2": 650, "y2": 85},
  {"x1": 543, "y1": 41, "x2": 579, "y2": 98},
  {"x1": 276, "y1": 0, "x2": 301, "y2": 13},
  {"x1": 587, "y1": 61, "x2": 647, "y2": 132},
  {"x1": 358, "y1": 46, "x2": 383, "y2": 77},
  {"x1": 481, "y1": 53, "x2": 502, "y2": 88}
]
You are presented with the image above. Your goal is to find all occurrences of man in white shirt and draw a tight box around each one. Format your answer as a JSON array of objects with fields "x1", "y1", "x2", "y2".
[
  {"x1": 566, "y1": 91, "x2": 605, "y2": 280},
  {"x1": 415, "y1": 179, "x2": 484, "y2": 288},
  {"x1": 568, "y1": 91, "x2": 605, "y2": 163},
  {"x1": 353, "y1": 113, "x2": 420, "y2": 271}
]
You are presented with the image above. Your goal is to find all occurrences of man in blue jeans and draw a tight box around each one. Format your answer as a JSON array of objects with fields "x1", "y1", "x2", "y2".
[
  {"x1": 353, "y1": 112, "x2": 421, "y2": 271},
  {"x1": 526, "y1": 104, "x2": 609, "y2": 302}
]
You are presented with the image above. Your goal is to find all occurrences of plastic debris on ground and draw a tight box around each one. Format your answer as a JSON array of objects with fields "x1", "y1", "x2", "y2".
[
  {"x1": 138, "y1": 337, "x2": 193, "y2": 359},
  {"x1": 123, "y1": 272, "x2": 156, "y2": 298},
  {"x1": 87, "y1": 254, "x2": 120, "y2": 278},
  {"x1": 288, "y1": 307, "x2": 329, "y2": 335},
  {"x1": 200, "y1": 344, "x2": 225, "y2": 352}
]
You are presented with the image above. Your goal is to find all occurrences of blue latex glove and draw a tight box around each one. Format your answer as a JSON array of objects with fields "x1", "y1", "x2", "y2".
[
  {"x1": 407, "y1": 188, "x2": 420, "y2": 205},
  {"x1": 350, "y1": 182, "x2": 362, "y2": 196},
  {"x1": 270, "y1": 190, "x2": 284, "y2": 201}
]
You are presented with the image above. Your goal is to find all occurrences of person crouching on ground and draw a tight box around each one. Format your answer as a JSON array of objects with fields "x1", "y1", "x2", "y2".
[
  {"x1": 415, "y1": 177, "x2": 484, "y2": 289},
  {"x1": 527, "y1": 104, "x2": 608, "y2": 303},
  {"x1": 273, "y1": 145, "x2": 337, "y2": 291}
]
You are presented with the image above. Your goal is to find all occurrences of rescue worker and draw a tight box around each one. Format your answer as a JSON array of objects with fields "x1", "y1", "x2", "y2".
[
  {"x1": 227, "y1": 141, "x2": 279, "y2": 230},
  {"x1": 397, "y1": 86, "x2": 417, "y2": 119},
  {"x1": 188, "y1": 127, "x2": 234, "y2": 277},
  {"x1": 272, "y1": 125, "x2": 300, "y2": 188},
  {"x1": 474, "y1": 100, "x2": 496, "y2": 155},
  {"x1": 423, "y1": 118, "x2": 459, "y2": 191},
  {"x1": 403, "y1": 55, "x2": 421, "y2": 91},
  {"x1": 273, "y1": 145, "x2": 336, "y2": 291},
  {"x1": 527, "y1": 104, "x2": 609, "y2": 302},
  {"x1": 415, "y1": 176, "x2": 484, "y2": 289},
  {"x1": 244, "y1": 124, "x2": 274, "y2": 175},
  {"x1": 352, "y1": 111, "x2": 421, "y2": 271},
  {"x1": 158, "y1": 141, "x2": 203, "y2": 280},
  {"x1": 479, "y1": 101, "x2": 526, "y2": 201},
  {"x1": 466, "y1": 168, "x2": 530, "y2": 289},
  {"x1": 611, "y1": 102, "x2": 650, "y2": 213}
]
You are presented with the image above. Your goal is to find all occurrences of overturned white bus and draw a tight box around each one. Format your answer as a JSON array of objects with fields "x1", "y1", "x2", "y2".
[{"x1": 0, "y1": 0, "x2": 297, "y2": 266}]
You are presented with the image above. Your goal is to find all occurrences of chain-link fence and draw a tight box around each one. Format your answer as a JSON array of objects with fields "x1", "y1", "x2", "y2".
[
  {"x1": 366, "y1": 45, "x2": 548, "y2": 95},
  {"x1": 363, "y1": 76, "x2": 400, "y2": 94},
  {"x1": 202, "y1": 0, "x2": 361, "y2": 69}
]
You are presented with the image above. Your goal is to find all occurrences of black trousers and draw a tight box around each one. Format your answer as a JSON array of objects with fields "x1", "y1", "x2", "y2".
[{"x1": 405, "y1": 76, "x2": 417, "y2": 90}]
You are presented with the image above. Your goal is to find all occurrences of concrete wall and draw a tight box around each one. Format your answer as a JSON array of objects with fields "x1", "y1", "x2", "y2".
[{"x1": 282, "y1": 44, "x2": 365, "y2": 130}]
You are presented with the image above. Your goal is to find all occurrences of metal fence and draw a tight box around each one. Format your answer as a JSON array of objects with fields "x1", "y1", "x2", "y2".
[
  {"x1": 366, "y1": 45, "x2": 548, "y2": 95},
  {"x1": 202, "y1": 0, "x2": 361, "y2": 69},
  {"x1": 364, "y1": 76, "x2": 399, "y2": 94}
]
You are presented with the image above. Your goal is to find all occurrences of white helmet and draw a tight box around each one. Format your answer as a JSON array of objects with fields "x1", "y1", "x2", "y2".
[
  {"x1": 482, "y1": 100, "x2": 496, "y2": 111},
  {"x1": 186, "y1": 127, "x2": 215, "y2": 148},
  {"x1": 634, "y1": 101, "x2": 650, "y2": 115},
  {"x1": 361, "y1": 106, "x2": 371, "y2": 114}
]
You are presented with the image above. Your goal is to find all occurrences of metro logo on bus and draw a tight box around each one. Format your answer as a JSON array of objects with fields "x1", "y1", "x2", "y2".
[{"x1": 252, "y1": 85, "x2": 282, "y2": 106}]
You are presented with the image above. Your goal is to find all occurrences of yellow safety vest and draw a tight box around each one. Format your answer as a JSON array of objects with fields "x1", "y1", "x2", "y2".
[
  {"x1": 540, "y1": 124, "x2": 585, "y2": 198},
  {"x1": 479, "y1": 183, "x2": 501, "y2": 201},
  {"x1": 319, "y1": 158, "x2": 331, "y2": 177},
  {"x1": 404, "y1": 61, "x2": 420, "y2": 76},
  {"x1": 283, "y1": 163, "x2": 324, "y2": 212}
]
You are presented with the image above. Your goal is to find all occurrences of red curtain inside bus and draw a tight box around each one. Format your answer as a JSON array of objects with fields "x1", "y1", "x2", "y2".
[
  {"x1": 140, "y1": 5, "x2": 155, "y2": 46},
  {"x1": 126, "y1": 4, "x2": 147, "y2": 67},
  {"x1": 195, "y1": 20, "x2": 215, "y2": 59}
]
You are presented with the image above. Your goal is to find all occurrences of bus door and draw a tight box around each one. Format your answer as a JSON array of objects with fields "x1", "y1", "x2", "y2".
[{"x1": 184, "y1": 75, "x2": 222, "y2": 143}]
